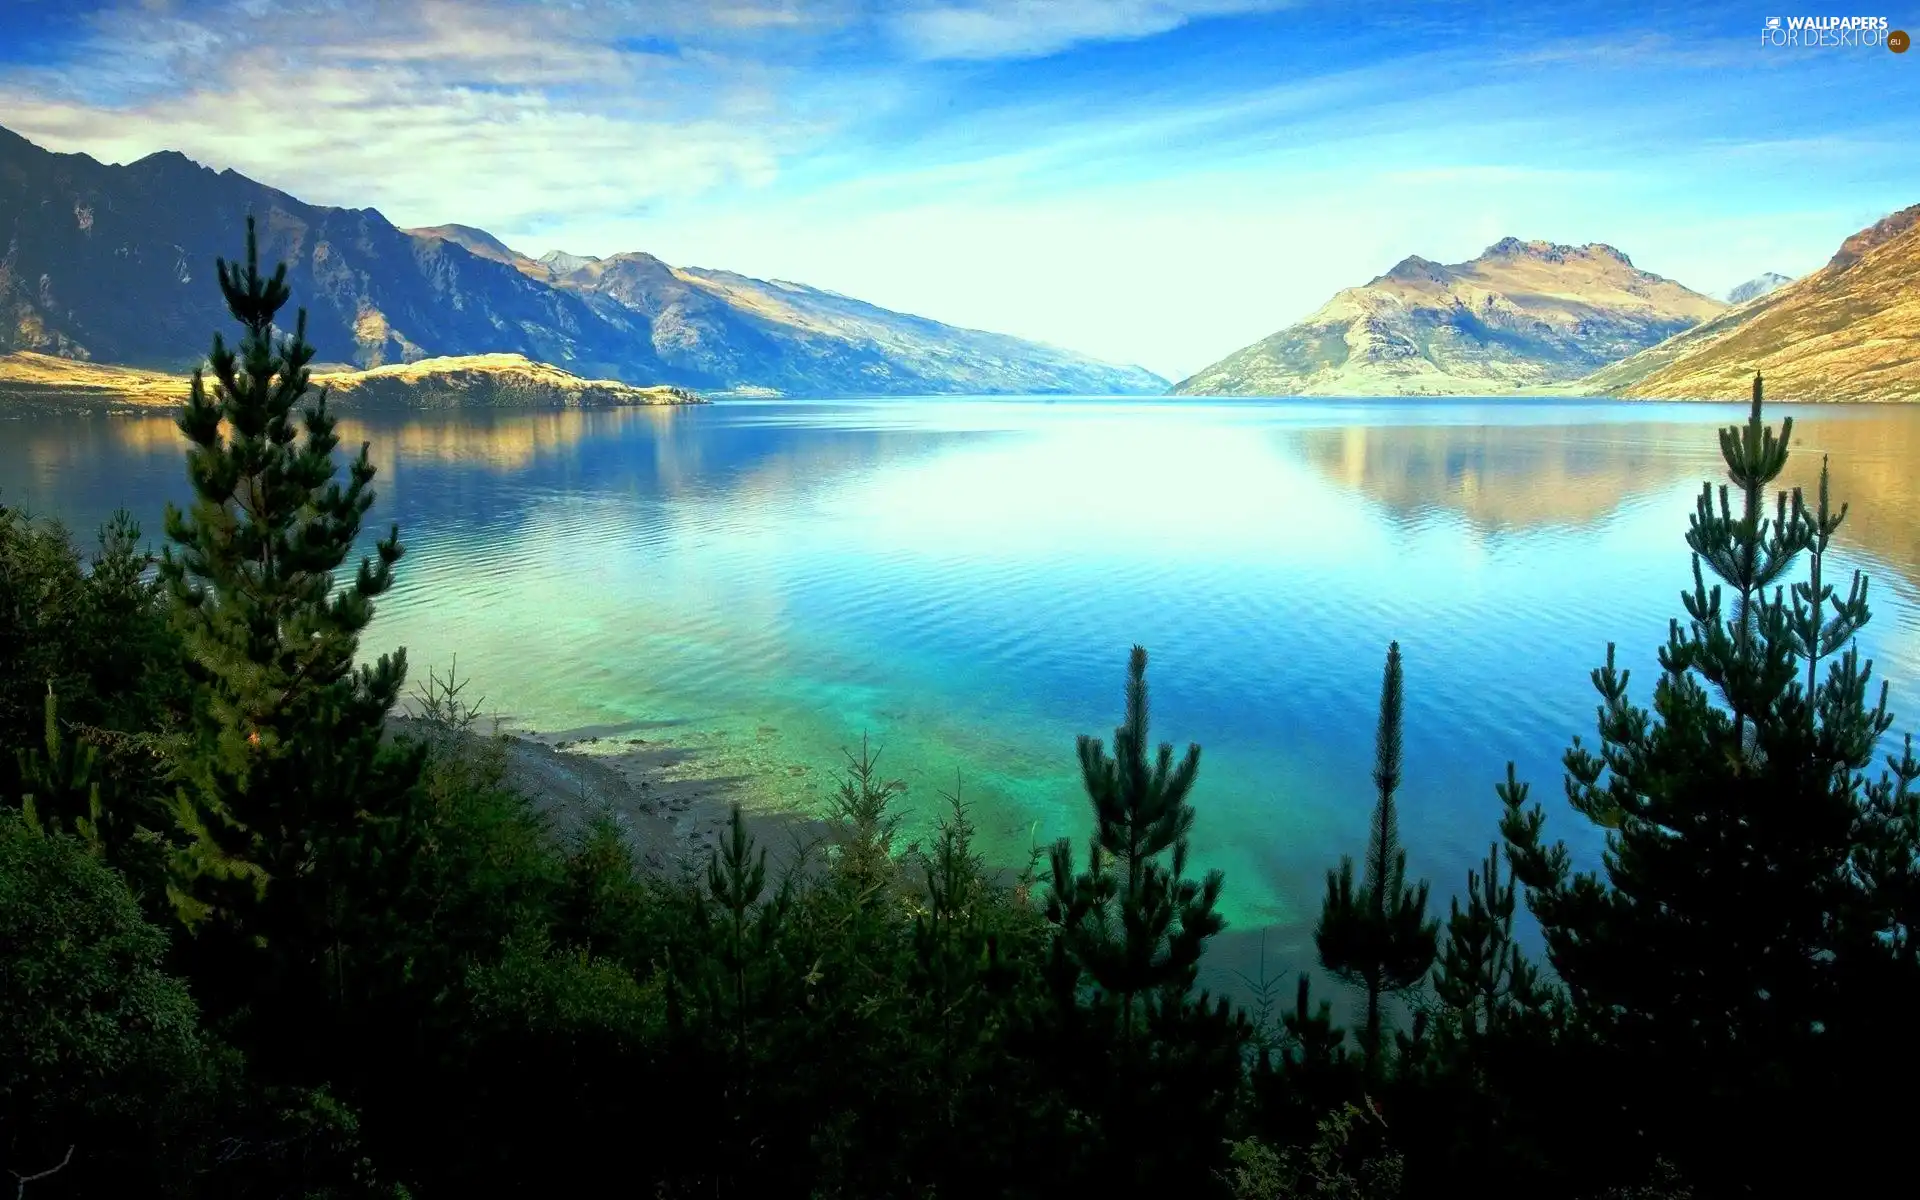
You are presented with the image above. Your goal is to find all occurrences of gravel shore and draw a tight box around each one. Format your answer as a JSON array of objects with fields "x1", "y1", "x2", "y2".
[{"x1": 391, "y1": 716, "x2": 829, "y2": 877}]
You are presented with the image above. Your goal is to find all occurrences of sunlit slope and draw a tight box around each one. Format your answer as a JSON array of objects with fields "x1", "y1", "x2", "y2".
[
  {"x1": 0, "y1": 351, "x2": 702, "y2": 409},
  {"x1": 1176, "y1": 239, "x2": 1724, "y2": 397},
  {"x1": 1585, "y1": 204, "x2": 1920, "y2": 403}
]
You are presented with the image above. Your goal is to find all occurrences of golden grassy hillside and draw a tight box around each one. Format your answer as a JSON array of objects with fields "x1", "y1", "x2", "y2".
[
  {"x1": 1176, "y1": 239, "x2": 1725, "y2": 397},
  {"x1": 1585, "y1": 204, "x2": 1920, "y2": 402},
  {"x1": 0, "y1": 351, "x2": 192, "y2": 405},
  {"x1": 0, "y1": 351, "x2": 703, "y2": 409},
  {"x1": 310, "y1": 354, "x2": 703, "y2": 408}
]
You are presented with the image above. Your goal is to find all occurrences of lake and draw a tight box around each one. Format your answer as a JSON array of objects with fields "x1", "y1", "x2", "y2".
[{"x1": 6, "y1": 396, "x2": 1918, "y2": 995}]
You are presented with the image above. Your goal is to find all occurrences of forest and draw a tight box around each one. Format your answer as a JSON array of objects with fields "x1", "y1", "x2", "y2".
[{"x1": 4, "y1": 221, "x2": 1918, "y2": 1199}]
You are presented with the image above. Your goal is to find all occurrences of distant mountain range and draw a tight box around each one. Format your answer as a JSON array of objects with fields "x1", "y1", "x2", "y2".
[
  {"x1": 1584, "y1": 205, "x2": 1920, "y2": 402},
  {"x1": 6, "y1": 123, "x2": 1911, "y2": 406},
  {"x1": 0, "y1": 126, "x2": 1164, "y2": 397},
  {"x1": 1173, "y1": 238, "x2": 1727, "y2": 396}
]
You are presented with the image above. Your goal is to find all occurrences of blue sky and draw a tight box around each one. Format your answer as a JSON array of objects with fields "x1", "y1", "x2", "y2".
[{"x1": 1, "y1": 0, "x2": 1915, "y2": 380}]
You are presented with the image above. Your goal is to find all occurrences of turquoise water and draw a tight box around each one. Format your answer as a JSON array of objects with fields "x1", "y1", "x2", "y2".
[{"x1": 7, "y1": 397, "x2": 1919, "y2": 992}]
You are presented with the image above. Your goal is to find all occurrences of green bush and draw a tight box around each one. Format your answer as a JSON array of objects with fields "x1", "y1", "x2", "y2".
[{"x1": 0, "y1": 813, "x2": 212, "y2": 1193}]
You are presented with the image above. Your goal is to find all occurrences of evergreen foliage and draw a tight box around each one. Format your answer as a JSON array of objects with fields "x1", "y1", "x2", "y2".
[
  {"x1": 1431, "y1": 836, "x2": 1544, "y2": 1042},
  {"x1": 1049, "y1": 644, "x2": 1222, "y2": 1032},
  {"x1": 1222, "y1": 1101, "x2": 1405, "y2": 1200},
  {"x1": 157, "y1": 216, "x2": 427, "y2": 1077},
  {"x1": 0, "y1": 813, "x2": 212, "y2": 1195},
  {"x1": 1, "y1": 506, "x2": 184, "y2": 801},
  {"x1": 1498, "y1": 373, "x2": 1920, "y2": 1192},
  {"x1": 8, "y1": 228, "x2": 1917, "y2": 1199},
  {"x1": 1043, "y1": 644, "x2": 1249, "y2": 1192},
  {"x1": 0, "y1": 500, "x2": 88, "y2": 775},
  {"x1": 1315, "y1": 642, "x2": 1438, "y2": 1069}
]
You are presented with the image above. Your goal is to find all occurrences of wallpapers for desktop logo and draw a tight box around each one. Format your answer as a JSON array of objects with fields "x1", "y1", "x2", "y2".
[{"x1": 1759, "y1": 14, "x2": 1907, "y2": 49}]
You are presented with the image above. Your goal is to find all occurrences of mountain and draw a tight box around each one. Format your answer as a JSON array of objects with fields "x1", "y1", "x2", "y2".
[
  {"x1": 538, "y1": 249, "x2": 601, "y2": 277},
  {"x1": 0, "y1": 349, "x2": 701, "y2": 409},
  {"x1": 0, "y1": 126, "x2": 1164, "y2": 397},
  {"x1": 403, "y1": 223, "x2": 547, "y2": 278},
  {"x1": 1173, "y1": 238, "x2": 1725, "y2": 397},
  {"x1": 1583, "y1": 204, "x2": 1920, "y2": 402},
  {"x1": 1724, "y1": 271, "x2": 1793, "y2": 305}
]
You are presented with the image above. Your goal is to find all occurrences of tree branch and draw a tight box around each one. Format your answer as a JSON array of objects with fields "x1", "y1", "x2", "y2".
[{"x1": 12, "y1": 1145, "x2": 74, "y2": 1198}]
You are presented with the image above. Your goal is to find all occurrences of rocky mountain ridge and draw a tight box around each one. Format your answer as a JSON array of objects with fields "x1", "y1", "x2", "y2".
[
  {"x1": 1582, "y1": 204, "x2": 1920, "y2": 402},
  {"x1": 0, "y1": 126, "x2": 1164, "y2": 397},
  {"x1": 1173, "y1": 237, "x2": 1727, "y2": 397}
]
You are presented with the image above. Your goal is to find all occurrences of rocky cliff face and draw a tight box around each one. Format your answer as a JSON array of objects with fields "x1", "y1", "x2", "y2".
[
  {"x1": 1173, "y1": 238, "x2": 1725, "y2": 397},
  {"x1": 1583, "y1": 204, "x2": 1920, "y2": 402},
  {"x1": 0, "y1": 126, "x2": 1164, "y2": 397}
]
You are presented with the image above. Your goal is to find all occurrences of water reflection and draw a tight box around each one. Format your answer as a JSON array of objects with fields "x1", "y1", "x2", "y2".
[
  {"x1": 1290, "y1": 408, "x2": 1920, "y2": 590},
  {"x1": 98, "y1": 406, "x2": 692, "y2": 473},
  {"x1": 66, "y1": 401, "x2": 1920, "y2": 593},
  {"x1": 1293, "y1": 423, "x2": 1700, "y2": 530},
  {"x1": 6, "y1": 397, "x2": 1918, "y2": 1001}
]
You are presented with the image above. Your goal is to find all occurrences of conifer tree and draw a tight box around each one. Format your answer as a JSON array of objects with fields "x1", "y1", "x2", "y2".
[
  {"x1": 1248, "y1": 972, "x2": 1354, "y2": 1148},
  {"x1": 1498, "y1": 373, "x2": 1920, "y2": 1190},
  {"x1": 1315, "y1": 642, "x2": 1437, "y2": 1070},
  {"x1": 1048, "y1": 645, "x2": 1224, "y2": 1036},
  {"x1": 1045, "y1": 644, "x2": 1246, "y2": 1190},
  {"x1": 911, "y1": 780, "x2": 992, "y2": 1130},
  {"x1": 159, "y1": 217, "x2": 423, "y2": 1032},
  {"x1": 1431, "y1": 832, "x2": 1543, "y2": 1042}
]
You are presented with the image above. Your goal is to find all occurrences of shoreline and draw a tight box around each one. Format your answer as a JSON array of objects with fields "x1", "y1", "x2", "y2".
[{"x1": 391, "y1": 715, "x2": 829, "y2": 876}]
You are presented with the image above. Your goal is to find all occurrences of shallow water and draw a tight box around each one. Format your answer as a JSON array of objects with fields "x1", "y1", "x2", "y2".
[{"x1": 8, "y1": 396, "x2": 1919, "y2": 993}]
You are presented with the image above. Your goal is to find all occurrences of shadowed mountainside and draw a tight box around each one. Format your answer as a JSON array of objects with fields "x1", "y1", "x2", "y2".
[{"x1": 0, "y1": 126, "x2": 1165, "y2": 398}]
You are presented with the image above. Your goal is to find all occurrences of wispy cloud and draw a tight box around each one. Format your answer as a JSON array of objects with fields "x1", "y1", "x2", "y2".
[
  {"x1": 0, "y1": 0, "x2": 867, "y2": 232},
  {"x1": 0, "y1": 0, "x2": 1912, "y2": 378},
  {"x1": 887, "y1": 0, "x2": 1288, "y2": 61}
]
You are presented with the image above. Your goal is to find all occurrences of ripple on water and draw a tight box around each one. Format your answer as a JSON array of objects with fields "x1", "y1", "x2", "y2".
[{"x1": 10, "y1": 398, "x2": 1920, "y2": 984}]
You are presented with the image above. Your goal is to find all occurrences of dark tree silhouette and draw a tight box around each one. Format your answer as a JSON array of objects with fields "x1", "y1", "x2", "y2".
[{"x1": 1316, "y1": 641, "x2": 1438, "y2": 1070}]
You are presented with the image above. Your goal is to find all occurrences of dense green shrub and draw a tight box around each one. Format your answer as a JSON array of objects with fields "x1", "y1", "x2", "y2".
[{"x1": 0, "y1": 813, "x2": 211, "y2": 1193}]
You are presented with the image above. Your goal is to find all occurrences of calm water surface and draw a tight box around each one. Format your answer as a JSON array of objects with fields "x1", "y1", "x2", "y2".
[{"x1": 8, "y1": 397, "x2": 1919, "y2": 990}]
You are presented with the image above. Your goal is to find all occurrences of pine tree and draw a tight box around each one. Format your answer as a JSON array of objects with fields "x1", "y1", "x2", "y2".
[
  {"x1": 1248, "y1": 972, "x2": 1355, "y2": 1149},
  {"x1": 1497, "y1": 373, "x2": 1919, "y2": 1190},
  {"x1": 1048, "y1": 645, "x2": 1227, "y2": 1032},
  {"x1": 158, "y1": 217, "x2": 423, "y2": 1035},
  {"x1": 1402, "y1": 807, "x2": 1572, "y2": 1192},
  {"x1": 900, "y1": 777, "x2": 1039, "y2": 1195},
  {"x1": 827, "y1": 733, "x2": 907, "y2": 901},
  {"x1": 1315, "y1": 641, "x2": 1438, "y2": 1071},
  {"x1": 1431, "y1": 829, "x2": 1544, "y2": 1043},
  {"x1": 1044, "y1": 644, "x2": 1246, "y2": 1190}
]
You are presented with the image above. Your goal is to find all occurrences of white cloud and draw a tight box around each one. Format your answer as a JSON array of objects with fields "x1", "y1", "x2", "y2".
[
  {"x1": 0, "y1": 0, "x2": 1904, "y2": 379},
  {"x1": 889, "y1": 0, "x2": 1289, "y2": 60},
  {"x1": 0, "y1": 0, "x2": 863, "y2": 234}
]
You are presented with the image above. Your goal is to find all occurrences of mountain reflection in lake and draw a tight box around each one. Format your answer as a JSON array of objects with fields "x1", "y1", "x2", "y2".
[{"x1": 7, "y1": 397, "x2": 1916, "y2": 991}]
